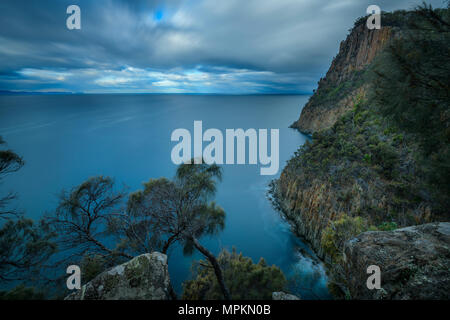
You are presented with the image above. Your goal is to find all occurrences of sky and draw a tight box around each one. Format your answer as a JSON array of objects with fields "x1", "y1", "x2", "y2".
[{"x1": 0, "y1": 0, "x2": 446, "y2": 94}]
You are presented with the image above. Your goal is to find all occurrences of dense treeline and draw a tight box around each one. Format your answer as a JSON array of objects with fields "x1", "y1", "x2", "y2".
[{"x1": 371, "y1": 4, "x2": 450, "y2": 212}]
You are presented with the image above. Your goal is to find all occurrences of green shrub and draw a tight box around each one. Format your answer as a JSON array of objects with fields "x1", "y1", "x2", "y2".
[
  {"x1": 321, "y1": 214, "x2": 369, "y2": 262},
  {"x1": 376, "y1": 221, "x2": 398, "y2": 231},
  {"x1": 182, "y1": 249, "x2": 287, "y2": 300}
]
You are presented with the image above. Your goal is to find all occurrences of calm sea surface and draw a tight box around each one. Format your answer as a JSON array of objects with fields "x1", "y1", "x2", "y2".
[{"x1": 0, "y1": 95, "x2": 331, "y2": 299}]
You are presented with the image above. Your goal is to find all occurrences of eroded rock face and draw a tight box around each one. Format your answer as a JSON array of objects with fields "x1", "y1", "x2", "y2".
[
  {"x1": 291, "y1": 23, "x2": 394, "y2": 134},
  {"x1": 65, "y1": 253, "x2": 170, "y2": 300},
  {"x1": 343, "y1": 223, "x2": 450, "y2": 300}
]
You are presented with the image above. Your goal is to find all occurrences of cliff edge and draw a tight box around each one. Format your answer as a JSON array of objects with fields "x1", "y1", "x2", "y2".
[
  {"x1": 343, "y1": 222, "x2": 450, "y2": 300},
  {"x1": 271, "y1": 7, "x2": 450, "y2": 299},
  {"x1": 291, "y1": 19, "x2": 394, "y2": 134}
]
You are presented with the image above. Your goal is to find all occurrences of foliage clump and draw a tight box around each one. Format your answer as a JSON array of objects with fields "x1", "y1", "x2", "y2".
[
  {"x1": 182, "y1": 248, "x2": 287, "y2": 300},
  {"x1": 321, "y1": 214, "x2": 370, "y2": 262}
]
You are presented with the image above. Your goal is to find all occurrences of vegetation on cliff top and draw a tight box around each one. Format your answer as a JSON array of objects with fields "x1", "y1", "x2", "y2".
[{"x1": 270, "y1": 4, "x2": 449, "y2": 296}]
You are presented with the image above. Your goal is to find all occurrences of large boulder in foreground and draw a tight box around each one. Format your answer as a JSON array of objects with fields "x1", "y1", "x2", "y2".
[
  {"x1": 343, "y1": 222, "x2": 450, "y2": 300},
  {"x1": 65, "y1": 252, "x2": 170, "y2": 300}
]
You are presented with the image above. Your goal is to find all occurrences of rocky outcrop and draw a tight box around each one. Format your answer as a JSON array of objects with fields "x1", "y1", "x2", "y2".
[
  {"x1": 65, "y1": 253, "x2": 171, "y2": 300},
  {"x1": 273, "y1": 9, "x2": 450, "y2": 300},
  {"x1": 291, "y1": 22, "x2": 394, "y2": 134},
  {"x1": 272, "y1": 292, "x2": 300, "y2": 300},
  {"x1": 343, "y1": 223, "x2": 450, "y2": 299}
]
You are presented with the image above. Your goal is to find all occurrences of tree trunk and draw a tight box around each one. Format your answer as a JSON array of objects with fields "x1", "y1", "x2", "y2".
[
  {"x1": 88, "y1": 234, "x2": 133, "y2": 260},
  {"x1": 162, "y1": 234, "x2": 178, "y2": 254},
  {"x1": 191, "y1": 237, "x2": 231, "y2": 300}
]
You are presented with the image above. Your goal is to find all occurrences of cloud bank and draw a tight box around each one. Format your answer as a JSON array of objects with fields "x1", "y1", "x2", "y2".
[{"x1": 0, "y1": 0, "x2": 445, "y2": 93}]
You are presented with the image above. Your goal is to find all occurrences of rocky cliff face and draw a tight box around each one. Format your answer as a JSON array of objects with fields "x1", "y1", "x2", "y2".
[
  {"x1": 291, "y1": 22, "x2": 393, "y2": 134},
  {"x1": 343, "y1": 223, "x2": 450, "y2": 300},
  {"x1": 272, "y1": 179, "x2": 338, "y2": 260},
  {"x1": 272, "y1": 9, "x2": 450, "y2": 299},
  {"x1": 65, "y1": 253, "x2": 171, "y2": 300}
]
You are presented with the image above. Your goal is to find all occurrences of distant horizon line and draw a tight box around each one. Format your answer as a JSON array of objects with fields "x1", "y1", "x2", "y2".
[{"x1": 0, "y1": 90, "x2": 312, "y2": 96}]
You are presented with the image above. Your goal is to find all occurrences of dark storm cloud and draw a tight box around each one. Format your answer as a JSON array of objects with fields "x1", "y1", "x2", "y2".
[{"x1": 0, "y1": 0, "x2": 445, "y2": 93}]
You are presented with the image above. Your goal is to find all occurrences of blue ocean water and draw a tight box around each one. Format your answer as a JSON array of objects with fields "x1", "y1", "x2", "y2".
[{"x1": 0, "y1": 94, "x2": 331, "y2": 299}]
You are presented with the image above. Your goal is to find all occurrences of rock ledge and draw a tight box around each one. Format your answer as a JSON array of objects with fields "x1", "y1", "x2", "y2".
[{"x1": 343, "y1": 222, "x2": 450, "y2": 299}]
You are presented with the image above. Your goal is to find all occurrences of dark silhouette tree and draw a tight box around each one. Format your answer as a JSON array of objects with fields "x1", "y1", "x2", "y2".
[
  {"x1": 0, "y1": 136, "x2": 24, "y2": 220},
  {"x1": 0, "y1": 137, "x2": 56, "y2": 286},
  {"x1": 0, "y1": 217, "x2": 56, "y2": 283},
  {"x1": 45, "y1": 176, "x2": 132, "y2": 267},
  {"x1": 110, "y1": 162, "x2": 231, "y2": 300}
]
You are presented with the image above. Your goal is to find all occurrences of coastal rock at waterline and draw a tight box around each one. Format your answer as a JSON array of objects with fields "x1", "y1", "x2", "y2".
[
  {"x1": 65, "y1": 252, "x2": 171, "y2": 300},
  {"x1": 343, "y1": 222, "x2": 450, "y2": 300},
  {"x1": 272, "y1": 292, "x2": 300, "y2": 300}
]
